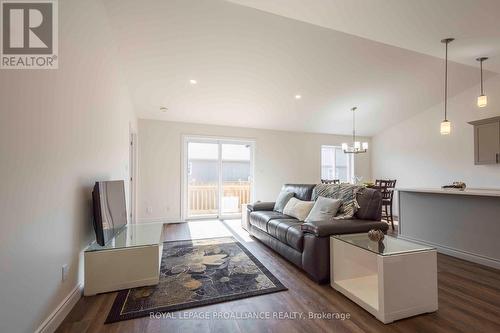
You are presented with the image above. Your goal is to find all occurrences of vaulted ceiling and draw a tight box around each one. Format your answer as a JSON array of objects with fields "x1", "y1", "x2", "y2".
[
  {"x1": 102, "y1": 0, "x2": 499, "y2": 136},
  {"x1": 228, "y1": 0, "x2": 500, "y2": 73}
]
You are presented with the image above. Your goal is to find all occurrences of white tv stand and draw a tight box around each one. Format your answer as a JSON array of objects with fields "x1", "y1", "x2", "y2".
[{"x1": 84, "y1": 223, "x2": 164, "y2": 296}]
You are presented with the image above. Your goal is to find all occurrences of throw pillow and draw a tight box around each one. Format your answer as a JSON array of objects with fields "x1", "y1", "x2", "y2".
[
  {"x1": 312, "y1": 183, "x2": 365, "y2": 220},
  {"x1": 274, "y1": 191, "x2": 294, "y2": 213},
  {"x1": 304, "y1": 196, "x2": 342, "y2": 222},
  {"x1": 283, "y1": 197, "x2": 315, "y2": 221}
]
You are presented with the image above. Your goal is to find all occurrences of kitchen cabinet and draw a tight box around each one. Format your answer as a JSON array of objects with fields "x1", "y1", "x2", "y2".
[{"x1": 468, "y1": 116, "x2": 500, "y2": 165}]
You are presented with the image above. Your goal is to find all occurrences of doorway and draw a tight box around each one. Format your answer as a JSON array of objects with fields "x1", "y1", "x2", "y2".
[
  {"x1": 182, "y1": 136, "x2": 254, "y2": 220},
  {"x1": 128, "y1": 128, "x2": 137, "y2": 224}
]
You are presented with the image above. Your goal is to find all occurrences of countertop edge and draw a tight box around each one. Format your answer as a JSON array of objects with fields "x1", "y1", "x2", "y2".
[{"x1": 396, "y1": 188, "x2": 500, "y2": 197}]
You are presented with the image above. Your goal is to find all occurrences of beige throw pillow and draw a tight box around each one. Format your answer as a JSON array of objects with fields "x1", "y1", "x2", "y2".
[
  {"x1": 305, "y1": 196, "x2": 342, "y2": 222},
  {"x1": 283, "y1": 197, "x2": 314, "y2": 221}
]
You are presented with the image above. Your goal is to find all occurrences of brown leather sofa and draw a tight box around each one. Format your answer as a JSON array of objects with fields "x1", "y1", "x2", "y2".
[{"x1": 245, "y1": 184, "x2": 388, "y2": 284}]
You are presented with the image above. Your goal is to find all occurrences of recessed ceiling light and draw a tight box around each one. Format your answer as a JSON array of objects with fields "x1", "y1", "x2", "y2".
[
  {"x1": 295, "y1": 94, "x2": 302, "y2": 99},
  {"x1": 160, "y1": 106, "x2": 168, "y2": 112},
  {"x1": 189, "y1": 79, "x2": 198, "y2": 85}
]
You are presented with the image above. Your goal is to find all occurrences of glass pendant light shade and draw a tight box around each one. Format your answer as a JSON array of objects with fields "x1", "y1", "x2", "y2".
[
  {"x1": 477, "y1": 94, "x2": 487, "y2": 108},
  {"x1": 440, "y1": 120, "x2": 451, "y2": 135},
  {"x1": 441, "y1": 38, "x2": 454, "y2": 135},
  {"x1": 341, "y1": 143, "x2": 348, "y2": 151},
  {"x1": 476, "y1": 57, "x2": 488, "y2": 108},
  {"x1": 354, "y1": 141, "x2": 361, "y2": 150},
  {"x1": 362, "y1": 142, "x2": 369, "y2": 150}
]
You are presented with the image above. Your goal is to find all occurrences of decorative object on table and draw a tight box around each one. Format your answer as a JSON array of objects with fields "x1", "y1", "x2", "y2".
[
  {"x1": 442, "y1": 181, "x2": 466, "y2": 191},
  {"x1": 375, "y1": 179, "x2": 397, "y2": 230},
  {"x1": 363, "y1": 181, "x2": 375, "y2": 188},
  {"x1": 440, "y1": 38, "x2": 454, "y2": 135},
  {"x1": 368, "y1": 229, "x2": 385, "y2": 242},
  {"x1": 368, "y1": 240, "x2": 386, "y2": 253},
  {"x1": 476, "y1": 57, "x2": 488, "y2": 107},
  {"x1": 105, "y1": 237, "x2": 286, "y2": 323},
  {"x1": 342, "y1": 107, "x2": 368, "y2": 154}
]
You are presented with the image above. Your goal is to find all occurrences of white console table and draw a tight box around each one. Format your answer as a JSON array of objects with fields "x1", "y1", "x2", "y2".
[{"x1": 84, "y1": 223, "x2": 164, "y2": 296}]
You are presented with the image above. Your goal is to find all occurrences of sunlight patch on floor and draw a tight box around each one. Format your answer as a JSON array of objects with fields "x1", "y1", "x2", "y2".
[
  {"x1": 169, "y1": 219, "x2": 255, "y2": 243},
  {"x1": 182, "y1": 220, "x2": 232, "y2": 239},
  {"x1": 221, "y1": 219, "x2": 254, "y2": 243}
]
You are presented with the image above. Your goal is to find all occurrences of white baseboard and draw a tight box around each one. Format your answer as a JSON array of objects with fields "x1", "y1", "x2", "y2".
[
  {"x1": 136, "y1": 217, "x2": 184, "y2": 224},
  {"x1": 398, "y1": 235, "x2": 500, "y2": 270},
  {"x1": 35, "y1": 283, "x2": 83, "y2": 333}
]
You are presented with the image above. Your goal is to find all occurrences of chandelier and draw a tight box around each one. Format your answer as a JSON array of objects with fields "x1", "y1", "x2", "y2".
[{"x1": 342, "y1": 107, "x2": 368, "y2": 154}]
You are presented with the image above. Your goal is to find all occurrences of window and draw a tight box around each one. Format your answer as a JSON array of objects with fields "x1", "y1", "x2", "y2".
[{"x1": 321, "y1": 145, "x2": 354, "y2": 183}]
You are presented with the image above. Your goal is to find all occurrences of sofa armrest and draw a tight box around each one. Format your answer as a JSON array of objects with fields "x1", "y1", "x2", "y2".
[
  {"x1": 301, "y1": 220, "x2": 336, "y2": 237},
  {"x1": 301, "y1": 219, "x2": 389, "y2": 237},
  {"x1": 247, "y1": 201, "x2": 275, "y2": 212}
]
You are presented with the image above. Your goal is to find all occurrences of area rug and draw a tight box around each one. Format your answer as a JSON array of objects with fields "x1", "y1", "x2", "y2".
[{"x1": 105, "y1": 237, "x2": 287, "y2": 323}]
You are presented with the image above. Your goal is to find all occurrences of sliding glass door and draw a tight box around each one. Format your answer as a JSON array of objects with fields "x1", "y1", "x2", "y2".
[
  {"x1": 184, "y1": 137, "x2": 254, "y2": 219},
  {"x1": 186, "y1": 141, "x2": 219, "y2": 218},
  {"x1": 221, "y1": 143, "x2": 252, "y2": 216}
]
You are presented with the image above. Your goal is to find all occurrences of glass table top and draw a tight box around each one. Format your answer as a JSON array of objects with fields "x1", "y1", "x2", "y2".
[
  {"x1": 85, "y1": 223, "x2": 164, "y2": 252},
  {"x1": 332, "y1": 233, "x2": 434, "y2": 256}
]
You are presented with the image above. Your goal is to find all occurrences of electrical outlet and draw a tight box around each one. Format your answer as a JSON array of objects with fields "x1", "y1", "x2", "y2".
[
  {"x1": 147, "y1": 207, "x2": 153, "y2": 214},
  {"x1": 62, "y1": 264, "x2": 69, "y2": 281}
]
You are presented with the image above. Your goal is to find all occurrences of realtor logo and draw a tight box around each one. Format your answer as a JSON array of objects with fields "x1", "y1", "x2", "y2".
[{"x1": 1, "y1": 0, "x2": 58, "y2": 69}]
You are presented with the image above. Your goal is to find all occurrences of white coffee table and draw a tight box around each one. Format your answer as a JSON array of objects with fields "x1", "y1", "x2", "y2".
[{"x1": 330, "y1": 233, "x2": 438, "y2": 323}]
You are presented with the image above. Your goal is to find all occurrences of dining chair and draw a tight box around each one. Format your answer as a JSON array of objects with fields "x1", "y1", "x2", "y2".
[
  {"x1": 321, "y1": 179, "x2": 340, "y2": 184},
  {"x1": 375, "y1": 179, "x2": 397, "y2": 229}
]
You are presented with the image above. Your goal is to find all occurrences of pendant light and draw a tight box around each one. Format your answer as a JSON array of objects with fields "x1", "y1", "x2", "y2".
[
  {"x1": 440, "y1": 38, "x2": 454, "y2": 135},
  {"x1": 342, "y1": 107, "x2": 368, "y2": 154},
  {"x1": 476, "y1": 57, "x2": 488, "y2": 107}
]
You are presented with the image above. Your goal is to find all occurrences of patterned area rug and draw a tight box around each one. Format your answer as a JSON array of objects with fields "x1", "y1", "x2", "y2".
[{"x1": 105, "y1": 237, "x2": 287, "y2": 323}]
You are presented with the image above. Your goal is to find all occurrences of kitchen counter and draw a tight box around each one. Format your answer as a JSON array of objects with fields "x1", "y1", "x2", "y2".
[
  {"x1": 397, "y1": 188, "x2": 500, "y2": 269},
  {"x1": 397, "y1": 187, "x2": 500, "y2": 197}
]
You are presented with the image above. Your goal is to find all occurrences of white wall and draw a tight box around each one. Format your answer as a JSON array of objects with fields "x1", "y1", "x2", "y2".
[
  {"x1": 137, "y1": 119, "x2": 371, "y2": 222},
  {"x1": 0, "y1": 1, "x2": 136, "y2": 332},
  {"x1": 372, "y1": 75, "x2": 500, "y2": 194}
]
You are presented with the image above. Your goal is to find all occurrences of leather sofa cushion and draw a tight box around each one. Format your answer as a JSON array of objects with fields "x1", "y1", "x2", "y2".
[
  {"x1": 249, "y1": 225, "x2": 303, "y2": 268},
  {"x1": 301, "y1": 219, "x2": 389, "y2": 237},
  {"x1": 355, "y1": 188, "x2": 382, "y2": 220},
  {"x1": 247, "y1": 201, "x2": 275, "y2": 212},
  {"x1": 267, "y1": 219, "x2": 304, "y2": 251},
  {"x1": 249, "y1": 211, "x2": 289, "y2": 232},
  {"x1": 281, "y1": 184, "x2": 316, "y2": 201}
]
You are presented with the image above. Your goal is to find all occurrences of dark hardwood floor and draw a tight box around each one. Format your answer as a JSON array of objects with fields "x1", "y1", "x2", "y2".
[{"x1": 57, "y1": 220, "x2": 500, "y2": 333}]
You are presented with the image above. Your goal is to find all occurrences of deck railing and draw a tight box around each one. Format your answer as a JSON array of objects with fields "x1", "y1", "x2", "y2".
[{"x1": 188, "y1": 181, "x2": 251, "y2": 215}]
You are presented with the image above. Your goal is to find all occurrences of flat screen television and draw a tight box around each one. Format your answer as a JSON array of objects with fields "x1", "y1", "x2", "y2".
[{"x1": 92, "y1": 180, "x2": 128, "y2": 246}]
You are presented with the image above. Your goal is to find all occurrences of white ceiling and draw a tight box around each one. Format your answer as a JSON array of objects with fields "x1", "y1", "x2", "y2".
[
  {"x1": 102, "y1": 0, "x2": 497, "y2": 136},
  {"x1": 228, "y1": 0, "x2": 500, "y2": 73}
]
